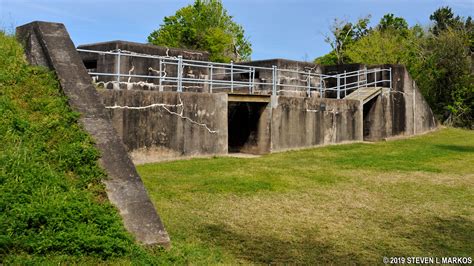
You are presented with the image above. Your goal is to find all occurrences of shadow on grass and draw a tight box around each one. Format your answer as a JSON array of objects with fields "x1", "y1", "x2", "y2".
[
  {"x1": 199, "y1": 223, "x2": 364, "y2": 264},
  {"x1": 197, "y1": 216, "x2": 474, "y2": 264},
  {"x1": 401, "y1": 216, "x2": 474, "y2": 257},
  {"x1": 434, "y1": 145, "x2": 474, "y2": 153}
]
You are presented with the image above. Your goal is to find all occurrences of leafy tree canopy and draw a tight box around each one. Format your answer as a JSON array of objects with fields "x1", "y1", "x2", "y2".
[
  {"x1": 378, "y1": 13, "x2": 409, "y2": 34},
  {"x1": 430, "y1": 6, "x2": 474, "y2": 51},
  {"x1": 430, "y1": 6, "x2": 464, "y2": 35},
  {"x1": 315, "y1": 16, "x2": 371, "y2": 65},
  {"x1": 316, "y1": 8, "x2": 473, "y2": 128},
  {"x1": 147, "y1": 0, "x2": 251, "y2": 62}
]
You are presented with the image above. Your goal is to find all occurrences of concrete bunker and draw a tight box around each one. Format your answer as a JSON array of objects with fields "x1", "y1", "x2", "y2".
[
  {"x1": 75, "y1": 40, "x2": 437, "y2": 161},
  {"x1": 15, "y1": 21, "x2": 439, "y2": 249}
]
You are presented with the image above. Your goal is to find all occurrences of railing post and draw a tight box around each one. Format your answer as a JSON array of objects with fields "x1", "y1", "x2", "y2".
[
  {"x1": 251, "y1": 67, "x2": 256, "y2": 94},
  {"x1": 116, "y1": 49, "x2": 121, "y2": 84},
  {"x1": 209, "y1": 64, "x2": 213, "y2": 93},
  {"x1": 389, "y1": 67, "x2": 392, "y2": 92},
  {"x1": 364, "y1": 66, "x2": 368, "y2": 87},
  {"x1": 159, "y1": 58, "x2": 163, "y2": 92},
  {"x1": 336, "y1": 74, "x2": 341, "y2": 99},
  {"x1": 248, "y1": 68, "x2": 252, "y2": 93},
  {"x1": 319, "y1": 76, "x2": 323, "y2": 98},
  {"x1": 272, "y1": 65, "x2": 277, "y2": 96},
  {"x1": 343, "y1": 70, "x2": 347, "y2": 98},
  {"x1": 177, "y1": 55, "x2": 183, "y2": 92},
  {"x1": 230, "y1": 61, "x2": 234, "y2": 93},
  {"x1": 307, "y1": 71, "x2": 311, "y2": 98},
  {"x1": 357, "y1": 69, "x2": 360, "y2": 89},
  {"x1": 374, "y1": 69, "x2": 377, "y2": 87}
]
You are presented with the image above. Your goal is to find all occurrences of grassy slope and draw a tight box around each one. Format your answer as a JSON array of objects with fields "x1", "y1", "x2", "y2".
[
  {"x1": 0, "y1": 33, "x2": 157, "y2": 264},
  {"x1": 139, "y1": 128, "x2": 474, "y2": 264}
]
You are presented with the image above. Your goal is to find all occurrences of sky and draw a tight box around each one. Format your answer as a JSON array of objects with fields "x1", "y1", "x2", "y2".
[{"x1": 1, "y1": 0, "x2": 472, "y2": 61}]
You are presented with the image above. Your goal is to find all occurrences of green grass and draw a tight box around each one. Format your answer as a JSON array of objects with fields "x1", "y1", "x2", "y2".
[{"x1": 138, "y1": 128, "x2": 474, "y2": 264}]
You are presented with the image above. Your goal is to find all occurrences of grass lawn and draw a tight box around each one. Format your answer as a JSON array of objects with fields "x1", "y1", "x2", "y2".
[{"x1": 137, "y1": 128, "x2": 474, "y2": 264}]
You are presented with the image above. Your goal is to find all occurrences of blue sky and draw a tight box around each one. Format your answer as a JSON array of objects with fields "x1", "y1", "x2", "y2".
[{"x1": 1, "y1": 0, "x2": 472, "y2": 61}]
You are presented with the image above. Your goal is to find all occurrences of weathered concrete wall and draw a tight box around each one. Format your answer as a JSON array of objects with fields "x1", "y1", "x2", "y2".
[
  {"x1": 77, "y1": 41, "x2": 436, "y2": 157},
  {"x1": 399, "y1": 66, "x2": 437, "y2": 135},
  {"x1": 99, "y1": 89, "x2": 228, "y2": 163},
  {"x1": 16, "y1": 21, "x2": 170, "y2": 246},
  {"x1": 78, "y1": 40, "x2": 209, "y2": 61},
  {"x1": 94, "y1": 65, "x2": 435, "y2": 158},
  {"x1": 78, "y1": 41, "x2": 209, "y2": 92},
  {"x1": 363, "y1": 65, "x2": 437, "y2": 140},
  {"x1": 271, "y1": 96, "x2": 363, "y2": 152},
  {"x1": 101, "y1": 90, "x2": 362, "y2": 157},
  {"x1": 363, "y1": 90, "x2": 392, "y2": 140},
  {"x1": 242, "y1": 59, "x2": 323, "y2": 96}
]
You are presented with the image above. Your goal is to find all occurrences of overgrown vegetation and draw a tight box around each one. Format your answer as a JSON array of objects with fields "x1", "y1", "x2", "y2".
[
  {"x1": 139, "y1": 128, "x2": 474, "y2": 264},
  {"x1": 316, "y1": 7, "x2": 473, "y2": 128},
  {"x1": 0, "y1": 31, "x2": 154, "y2": 264},
  {"x1": 148, "y1": 0, "x2": 252, "y2": 63}
]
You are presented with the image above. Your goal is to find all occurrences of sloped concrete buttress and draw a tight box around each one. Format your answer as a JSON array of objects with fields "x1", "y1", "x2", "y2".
[{"x1": 16, "y1": 21, "x2": 170, "y2": 246}]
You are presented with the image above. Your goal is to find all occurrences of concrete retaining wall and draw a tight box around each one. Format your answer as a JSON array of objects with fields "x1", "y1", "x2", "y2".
[
  {"x1": 100, "y1": 64, "x2": 436, "y2": 159},
  {"x1": 363, "y1": 65, "x2": 437, "y2": 140},
  {"x1": 99, "y1": 89, "x2": 228, "y2": 163},
  {"x1": 271, "y1": 96, "x2": 363, "y2": 152}
]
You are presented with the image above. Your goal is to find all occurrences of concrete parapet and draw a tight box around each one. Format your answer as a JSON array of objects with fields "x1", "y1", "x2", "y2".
[{"x1": 78, "y1": 41, "x2": 209, "y2": 90}]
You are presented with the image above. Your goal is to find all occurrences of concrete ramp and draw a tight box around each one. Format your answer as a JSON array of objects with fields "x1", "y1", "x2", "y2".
[
  {"x1": 345, "y1": 87, "x2": 384, "y2": 104},
  {"x1": 16, "y1": 21, "x2": 170, "y2": 246}
]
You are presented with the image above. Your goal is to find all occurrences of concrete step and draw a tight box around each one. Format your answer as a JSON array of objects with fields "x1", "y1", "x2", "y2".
[{"x1": 345, "y1": 87, "x2": 385, "y2": 104}]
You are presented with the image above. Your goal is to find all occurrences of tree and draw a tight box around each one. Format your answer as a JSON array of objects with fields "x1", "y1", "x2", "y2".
[
  {"x1": 345, "y1": 15, "x2": 423, "y2": 73},
  {"x1": 378, "y1": 13, "x2": 409, "y2": 35},
  {"x1": 430, "y1": 7, "x2": 474, "y2": 52},
  {"x1": 419, "y1": 28, "x2": 473, "y2": 127},
  {"x1": 147, "y1": 0, "x2": 251, "y2": 62},
  {"x1": 321, "y1": 8, "x2": 473, "y2": 128},
  {"x1": 344, "y1": 28, "x2": 421, "y2": 68},
  {"x1": 430, "y1": 7, "x2": 464, "y2": 35},
  {"x1": 315, "y1": 16, "x2": 371, "y2": 65}
]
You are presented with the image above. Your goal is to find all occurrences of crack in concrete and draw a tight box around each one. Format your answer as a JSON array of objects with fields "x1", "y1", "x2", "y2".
[
  {"x1": 105, "y1": 95, "x2": 217, "y2": 134},
  {"x1": 95, "y1": 80, "x2": 205, "y2": 90},
  {"x1": 127, "y1": 65, "x2": 135, "y2": 83},
  {"x1": 112, "y1": 48, "x2": 203, "y2": 59}
]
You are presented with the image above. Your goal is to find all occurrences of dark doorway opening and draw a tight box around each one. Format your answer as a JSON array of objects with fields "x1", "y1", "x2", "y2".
[
  {"x1": 362, "y1": 96, "x2": 379, "y2": 140},
  {"x1": 228, "y1": 102, "x2": 267, "y2": 153}
]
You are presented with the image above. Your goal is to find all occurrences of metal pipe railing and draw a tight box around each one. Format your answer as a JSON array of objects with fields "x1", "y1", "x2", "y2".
[{"x1": 78, "y1": 48, "x2": 392, "y2": 98}]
